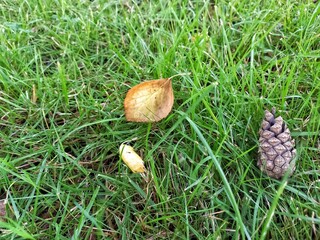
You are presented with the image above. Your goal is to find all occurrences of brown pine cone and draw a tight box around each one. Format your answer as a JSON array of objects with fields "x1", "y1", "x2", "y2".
[{"x1": 258, "y1": 108, "x2": 296, "y2": 179}]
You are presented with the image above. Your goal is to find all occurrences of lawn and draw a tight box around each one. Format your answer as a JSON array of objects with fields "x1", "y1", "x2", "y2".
[{"x1": 0, "y1": 0, "x2": 319, "y2": 239}]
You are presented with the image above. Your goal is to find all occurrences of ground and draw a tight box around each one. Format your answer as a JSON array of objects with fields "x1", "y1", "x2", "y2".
[{"x1": 0, "y1": 0, "x2": 319, "y2": 239}]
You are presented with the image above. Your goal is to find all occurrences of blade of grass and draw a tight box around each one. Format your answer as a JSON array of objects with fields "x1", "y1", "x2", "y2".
[
  {"x1": 260, "y1": 179, "x2": 288, "y2": 240},
  {"x1": 184, "y1": 115, "x2": 250, "y2": 239}
]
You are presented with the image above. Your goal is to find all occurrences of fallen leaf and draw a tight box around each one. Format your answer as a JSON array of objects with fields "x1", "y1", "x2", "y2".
[
  {"x1": 119, "y1": 143, "x2": 146, "y2": 173},
  {"x1": 124, "y1": 78, "x2": 174, "y2": 122}
]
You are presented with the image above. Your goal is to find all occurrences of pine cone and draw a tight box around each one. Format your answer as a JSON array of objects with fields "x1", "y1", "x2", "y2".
[{"x1": 258, "y1": 108, "x2": 296, "y2": 179}]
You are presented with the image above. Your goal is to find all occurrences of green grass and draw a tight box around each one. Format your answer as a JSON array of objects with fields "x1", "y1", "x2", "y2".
[{"x1": 0, "y1": 0, "x2": 319, "y2": 239}]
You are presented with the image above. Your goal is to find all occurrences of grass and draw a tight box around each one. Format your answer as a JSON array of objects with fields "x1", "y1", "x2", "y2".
[{"x1": 0, "y1": 0, "x2": 319, "y2": 239}]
